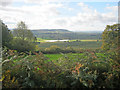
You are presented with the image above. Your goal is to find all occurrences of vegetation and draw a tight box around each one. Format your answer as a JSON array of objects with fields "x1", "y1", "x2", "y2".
[
  {"x1": 102, "y1": 24, "x2": 118, "y2": 51},
  {"x1": 11, "y1": 21, "x2": 36, "y2": 52},
  {"x1": 32, "y1": 29, "x2": 102, "y2": 40},
  {"x1": 2, "y1": 48, "x2": 120, "y2": 88},
  {"x1": 1, "y1": 21, "x2": 120, "y2": 88},
  {"x1": 1, "y1": 21, "x2": 13, "y2": 48},
  {"x1": 13, "y1": 21, "x2": 36, "y2": 42},
  {"x1": 102, "y1": 24, "x2": 120, "y2": 63},
  {"x1": 38, "y1": 41, "x2": 102, "y2": 53}
]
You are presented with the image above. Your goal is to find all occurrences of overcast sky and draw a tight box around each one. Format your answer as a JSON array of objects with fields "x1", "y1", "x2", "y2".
[{"x1": 0, "y1": 0, "x2": 118, "y2": 31}]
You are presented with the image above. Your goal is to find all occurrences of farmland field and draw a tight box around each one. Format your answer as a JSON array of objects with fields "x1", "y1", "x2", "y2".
[{"x1": 38, "y1": 40, "x2": 102, "y2": 49}]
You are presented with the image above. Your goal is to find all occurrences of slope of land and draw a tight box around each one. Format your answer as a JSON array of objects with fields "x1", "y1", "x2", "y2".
[{"x1": 31, "y1": 29, "x2": 102, "y2": 40}]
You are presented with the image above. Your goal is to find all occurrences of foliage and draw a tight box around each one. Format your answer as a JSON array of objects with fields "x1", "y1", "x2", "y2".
[
  {"x1": 11, "y1": 21, "x2": 36, "y2": 52},
  {"x1": 2, "y1": 47, "x2": 120, "y2": 88},
  {"x1": 10, "y1": 38, "x2": 35, "y2": 52},
  {"x1": 54, "y1": 50, "x2": 120, "y2": 88},
  {"x1": 2, "y1": 70, "x2": 19, "y2": 88},
  {"x1": 1, "y1": 21, "x2": 13, "y2": 47},
  {"x1": 41, "y1": 45, "x2": 76, "y2": 54},
  {"x1": 2, "y1": 49, "x2": 73, "y2": 88},
  {"x1": 102, "y1": 24, "x2": 118, "y2": 50},
  {"x1": 13, "y1": 21, "x2": 35, "y2": 41},
  {"x1": 72, "y1": 51, "x2": 120, "y2": 88},
  {"x1": 102, "y1": 24, "x2": 120, "y2": 63}
]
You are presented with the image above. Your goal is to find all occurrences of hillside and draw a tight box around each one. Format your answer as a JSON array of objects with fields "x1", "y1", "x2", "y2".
[
  {"x1": 31, "y1": 29, "x2": 102, "y2": 40},
  {"x1": 31, "y1": 29, "x2": 72, "y2": 33}
]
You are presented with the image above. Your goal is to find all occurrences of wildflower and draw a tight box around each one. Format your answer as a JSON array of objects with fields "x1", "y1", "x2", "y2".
[
  {"x1": 72, "y1": 70, "x2": 76, "y2": 74},
  {"x1": 75, "y1": 64, "x2": 83, "y2": 74},
  {"x1": 6, "y1": 70, "x2": 10, "y2": 73}
]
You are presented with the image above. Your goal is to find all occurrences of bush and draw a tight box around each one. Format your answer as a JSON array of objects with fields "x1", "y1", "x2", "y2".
[
  {"x1": 2, "y1": 49, "x2": 72, "y2": 88},
  {"x1": 10, "y1": 38, "x2": 35, "y2": 52},
  {"x1": 41, "y1": 46, "x2": 76, "y2": 54},
  {"x1": 2, "y1": 48, "x2": 120, "y2": 88},
  {"x1": 70, "y1": 51, "x2": 120, "y2": 88}
]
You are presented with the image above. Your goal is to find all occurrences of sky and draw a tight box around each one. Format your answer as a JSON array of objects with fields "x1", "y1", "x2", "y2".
[{"x1": 0, "y1": 0, "x2": 119, "y2": 32}]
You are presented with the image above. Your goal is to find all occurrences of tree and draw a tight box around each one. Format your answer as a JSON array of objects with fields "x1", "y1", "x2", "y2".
[
  {"x1": 12, "y1": 21, "x2": 36, "y2": 52},
  {"x1": 102, "y1": 24, "x2": 120, "y2": 63},
  {"x1": 102, "y1": 24, "x2": 119, "y2": 50},
  {"x1": 13, "y1": 21, "x2": 35, "y2": 41},
  {"x1": 1, "y1": 20, "x2": 13, "y2": 47}
]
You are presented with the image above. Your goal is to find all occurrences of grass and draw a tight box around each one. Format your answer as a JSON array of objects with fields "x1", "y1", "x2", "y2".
[
  {"x1": 44, "y1": 52, "x2": 107, "y2": 63},
  {"x1": 80, "y1": 40, "x2": 101, "y2": 41},
  {"x1": 37, "y1": 38, "x2": 46, "y2": 42},
  {"x1": 37, "y1": 38, "x2": 102, "y2": 43},
  {"x1": 96, "y1": 53, "x2": 107, "y2": 58},
  {"x1": 69, "y1": 39, "x2": 101, "y2": 42},
  {"x1": 44, "y1": 53, "x2": 85, "y2": 63},
  {"x1": 44, "y1": 54, "x2": 63, "y2": 62}
]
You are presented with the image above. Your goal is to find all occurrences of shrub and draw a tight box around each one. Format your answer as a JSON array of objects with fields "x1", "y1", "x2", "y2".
[
  {"x1": 2, "y1": 70, "x2": 19, "y2": 88},
  {"x1": 10, "y1": 38, "x2": 35, "y2": 52},
  {"x1": 2, "y1": 49, "x2": 72, "y2": 88}
]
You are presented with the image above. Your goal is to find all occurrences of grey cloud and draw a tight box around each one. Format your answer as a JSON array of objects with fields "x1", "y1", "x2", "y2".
[
  {"x1": 0, "y1": 7, "x2": 30, "y2": 14},
  {"x1": 0, "y1": 0, "x2": 13, "y2": 7}
]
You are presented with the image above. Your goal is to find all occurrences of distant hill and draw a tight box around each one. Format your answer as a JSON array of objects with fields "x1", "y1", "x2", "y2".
[
  {"x1": 31, "y1": 29, "x2": 72, "y2": 34},
  {"x1": 11, "y1": 28, "x2": 102, "y2": 40},
  {"x1": 31, "y1": 29, "x2": 102, "y2": 40}
]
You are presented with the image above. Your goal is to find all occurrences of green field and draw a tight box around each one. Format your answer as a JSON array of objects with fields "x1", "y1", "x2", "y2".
[
  {"x1": 37, "y1": 38, "x2": 102, "y2": 43},
  {"x1": 37, "y1": 38, "x2": 46, "y2": 42},
  {"x1": 44, "y1": 54, "x2": 63, "y2": 62},
  {"x1": 45, "y1": 53, "x2": 84, "y2": 60},
  {"x1": 38, "y1": 41, "x2": 102, "y2": 49},
  {"x1": 44, "y1": 53, "x2": 106, "y2": 63}
]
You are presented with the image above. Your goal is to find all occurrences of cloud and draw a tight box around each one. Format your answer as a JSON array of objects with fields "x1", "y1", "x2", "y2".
[
  {"x1": 106, "y1": 6, "x2": 118, "y2": 12},
  {"x1": 0, "y1": 1, "x2": 118, "y2": 31},
  {"x1": 0, "y1": 0, "x2": 13, "y2": 6},
  {"x1": 67, "y1": 3, "x2": 117, "y2": 31},
  {"x1": 0, "y1": 6, "x2": 29, "y2": 13},
  {"x1": 0, "y1": 2, "x2": 63, "y2": 29},
  {"x1": 78, "y1": 2, "x2": 87, "y2": 7}
]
